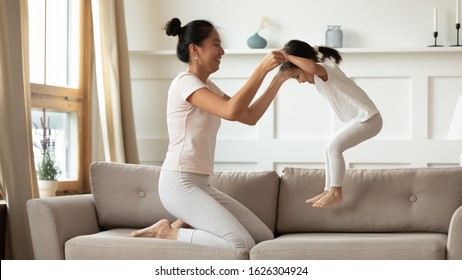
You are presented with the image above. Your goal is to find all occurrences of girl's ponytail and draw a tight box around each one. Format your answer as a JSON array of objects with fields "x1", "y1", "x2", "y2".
[{"x1": 317, "y1": 46, "x2": 342, "y2": 64}]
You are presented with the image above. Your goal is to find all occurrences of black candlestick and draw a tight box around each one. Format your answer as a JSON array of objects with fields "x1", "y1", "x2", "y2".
[
  {"x1": 428, "y1": 31, "x2": 443, "y2": 47},
  {"x1": 450, "y1": 23, "x2": 461, "y2": 47}
]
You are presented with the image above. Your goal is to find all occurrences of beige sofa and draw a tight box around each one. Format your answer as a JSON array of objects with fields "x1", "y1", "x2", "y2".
[{"x1": 27, "y1": 161, "x2": 462, "y2": 260}]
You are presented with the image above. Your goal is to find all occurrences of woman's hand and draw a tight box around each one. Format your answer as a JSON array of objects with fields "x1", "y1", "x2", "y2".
[
  {"x1": 258, "y1": 50, "x2": 285, "y2": 73},
  {"x1": 277, "y1": 49, "x2": 289, "y2": 61}
]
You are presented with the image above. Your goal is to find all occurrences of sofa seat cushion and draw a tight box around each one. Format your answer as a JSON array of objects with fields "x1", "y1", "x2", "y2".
[
  {"x1": 250, "y1": 233, "x2": 447, "y2": 260},
  {"x1": 65, "y1": 229, "x2": 249, "y2": 260}
]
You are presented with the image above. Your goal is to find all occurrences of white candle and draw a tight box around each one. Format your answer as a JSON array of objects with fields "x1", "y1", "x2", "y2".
[
  {"x1": 434, "y1": 6, "x2": 438, "y2": 32},
  {"x1": 457, "y1": 0, "x2": 460, "y2": 24}
]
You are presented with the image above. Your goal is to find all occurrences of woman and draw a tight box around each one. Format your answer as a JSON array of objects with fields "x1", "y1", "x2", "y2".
[
  {"x1": 279, "y1": 39, "x2": 383, "y2": 208},
  {"x1": 127, "y1": 18, "x2": 287, "y2": 250}
]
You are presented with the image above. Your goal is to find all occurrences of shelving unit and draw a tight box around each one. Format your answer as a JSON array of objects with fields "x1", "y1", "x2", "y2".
[{"x1": 129, "y1": 47, "x2": 462, "y2": 56}]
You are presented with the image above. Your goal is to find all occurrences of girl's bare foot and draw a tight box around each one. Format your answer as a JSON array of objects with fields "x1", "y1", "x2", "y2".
[
  {"x1": 312, "y1": 187, "x2": 343, "y2": 208},
  {"x1": 306, "y1": 190, "x2": 328, "y2": 204},
  {"x1": 126, "y1": 219, "x2": 177, "y2": 238}
]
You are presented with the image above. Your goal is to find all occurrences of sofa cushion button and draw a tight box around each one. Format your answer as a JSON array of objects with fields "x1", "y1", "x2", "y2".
[
  {"x1": 138, "y1": 191, "x2": 146, "y2": 198},
  {"x1": 409, "y1": 195, "x2": 417, "y2": 202}
]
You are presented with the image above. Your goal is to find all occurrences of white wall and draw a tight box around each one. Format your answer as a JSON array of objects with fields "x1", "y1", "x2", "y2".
[
  {"x1": 125, "y1": 0, "x2": 460, "y2": 50},
  {"x1": 124, "y1": 0, "x2": 462, "y2": 171}
]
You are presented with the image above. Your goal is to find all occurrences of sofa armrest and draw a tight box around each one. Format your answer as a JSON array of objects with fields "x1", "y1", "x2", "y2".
[
  {"x1": 447, "y1": 205, "x2": 462, "y2": 260},
  {"x1": 27, "y1": 194, "x2": 100, "y2": 260}
]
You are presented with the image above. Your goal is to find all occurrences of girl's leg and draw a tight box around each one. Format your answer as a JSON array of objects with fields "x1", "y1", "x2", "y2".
[
  {"x1": 159, "y1": 170, "x2": 257, "y2": 251},
  {"x1": 306, "y1": 147, "x2": 331, "y2": 203},
  {"x1": 313, "y1": 113, "x2": 383, "y2": 208}
]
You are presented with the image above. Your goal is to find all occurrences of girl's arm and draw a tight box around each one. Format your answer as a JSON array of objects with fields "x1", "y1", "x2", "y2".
[
  {"x1": 187, "y1": 51, "x2": 284, "y2": 121},
  {"x1": 283, "y1": 52, "x2": 327, "y2": 77},
  {"x1": 234, "y1": 71, "x2": 288, "y2": 126}
]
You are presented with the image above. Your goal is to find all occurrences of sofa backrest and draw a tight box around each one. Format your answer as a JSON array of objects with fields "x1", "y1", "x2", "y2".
[
  {"x1": 277, "y1": 167, "x2": 462, "y2": 235},
  {"x1": 90, "y1": 161, "x2": 175, "y2": 229},
  {"x1": 210, "y1": 170, "x2": 280, "y2": 232},
  {"x1": 90, "y1": 161, "x2": 280, "y2": 233}
]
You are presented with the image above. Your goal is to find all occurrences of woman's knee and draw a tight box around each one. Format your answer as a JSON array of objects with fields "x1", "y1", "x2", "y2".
[{"x1": 223, "y1": 235, "x2": 255, "y2": 251}]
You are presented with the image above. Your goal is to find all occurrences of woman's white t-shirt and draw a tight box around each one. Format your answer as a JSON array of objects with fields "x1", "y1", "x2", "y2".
[
  {"x1": 162, "y1": 72, "x2": 225, "y2": 176},
  {"x1": 314, "y1": 60, "x2": 379, "y2": 124}
]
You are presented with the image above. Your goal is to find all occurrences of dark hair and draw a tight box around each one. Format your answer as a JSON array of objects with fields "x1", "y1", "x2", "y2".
[
  {"x1": 165, "y1": 18, "x2": 215, "y2": 63},
  {"x1": 280, "y1": 39, "x2": 342, "y2": 71}
]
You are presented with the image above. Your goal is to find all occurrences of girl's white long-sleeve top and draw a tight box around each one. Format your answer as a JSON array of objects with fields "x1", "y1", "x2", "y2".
[{"x1": 314, "y1": 60, "x2": 379, "y2": 124}]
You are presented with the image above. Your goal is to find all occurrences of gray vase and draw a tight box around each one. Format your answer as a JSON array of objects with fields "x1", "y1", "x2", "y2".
[
  {"x1": 247, "y1": 33, "x2": 267, "y2": 49},
  {"x1": 325, "y1": 25, "x2": 343, "y2": 48}
]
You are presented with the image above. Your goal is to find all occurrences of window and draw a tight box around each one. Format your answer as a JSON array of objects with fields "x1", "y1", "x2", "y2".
[
  {"x1": 28, "y1": 0, "x2": 92, "y2": 194},
  {"x1": 28, "y1": 0, "x2": 80, "y2": 87},
  {"x1": 32, "y1": 109, "x2": 79, "y2": 180}
]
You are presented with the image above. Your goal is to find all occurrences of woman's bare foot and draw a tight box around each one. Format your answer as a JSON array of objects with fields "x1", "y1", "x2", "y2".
[
  {"x1": 306, "y1": 190, "x2": 328, "y2": 204},
  {"x1": 312, "y1": 187, "x2": 343, "y2": 208},
  {"x1": 172, "y1": 219, "x2": 190, "y2": 229},
  {"x1": 126, "y1": 218, "x2": 179, "y2": 239}
]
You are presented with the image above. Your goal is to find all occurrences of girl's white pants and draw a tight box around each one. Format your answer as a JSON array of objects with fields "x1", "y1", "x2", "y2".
[{"x1": 324, "y1": 113, "x2": 383, "y2": 190}]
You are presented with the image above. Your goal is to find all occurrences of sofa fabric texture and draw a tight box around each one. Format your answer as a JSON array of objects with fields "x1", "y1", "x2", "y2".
[
  {"x1": 250, "y1": 233, "x2": 448, "y2": 260},
  {"x1": 90, "y1": 162, "x2": 175, "y2": 229},
  {"x1": 90, "y1": 161, "x2": 280, "y2": 232},
  {"x1": 278, "y1": 167, "x2": 462, "y2": 234},
  {"x1": 27, "y1": 162, "x2": 462, "y2": 260}
]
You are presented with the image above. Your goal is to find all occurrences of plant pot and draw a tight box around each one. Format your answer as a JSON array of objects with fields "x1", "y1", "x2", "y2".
[{"x1": 38, "y1": 180, "x2": 58, "y2": 198}]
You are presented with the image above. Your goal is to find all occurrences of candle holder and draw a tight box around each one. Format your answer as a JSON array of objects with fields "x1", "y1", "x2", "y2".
[
  {"x1": 450, "y1": 23, "x2": 461, "y2": 47},
  {"x1": 428, "y1": 31, "x2": 443, "y2": 47}
]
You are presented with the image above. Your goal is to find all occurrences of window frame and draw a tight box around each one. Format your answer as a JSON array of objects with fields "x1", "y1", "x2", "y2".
[{"x1": 29, "y1": 0, "x2": 93, "y2": 194}]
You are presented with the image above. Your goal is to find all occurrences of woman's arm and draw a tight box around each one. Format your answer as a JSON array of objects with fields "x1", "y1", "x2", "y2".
[
  {"x1": 235, "y1": 71, "x2": 288, "y2": 125},
  {"x1": 187, "y1": 50, "x2": 284, "y2": 121}
]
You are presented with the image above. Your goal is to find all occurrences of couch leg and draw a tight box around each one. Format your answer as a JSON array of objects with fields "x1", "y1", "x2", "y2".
[{"x1": 0, "y1": 202, "x2": 6, "y2": 260}]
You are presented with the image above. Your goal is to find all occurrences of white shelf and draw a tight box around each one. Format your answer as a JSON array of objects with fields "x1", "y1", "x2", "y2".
[
  {"x1": 129, "y1": 47, "x2": 462, "y2": 56},
  {"x1": 338, "y1": 47, "x2": 462, "y2": 54}
]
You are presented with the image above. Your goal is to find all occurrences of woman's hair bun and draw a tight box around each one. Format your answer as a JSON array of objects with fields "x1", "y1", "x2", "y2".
[{"x1": 165, "y1": 18, "x2": 182, "y2": 36}]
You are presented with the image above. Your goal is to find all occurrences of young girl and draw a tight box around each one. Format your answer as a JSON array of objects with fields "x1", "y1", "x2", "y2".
[
  {"x1": 127, "y1": 18, "x2": 287, "y2": 250},
  {"x1": 280, "y1": 39, "x2": 383, "y2": 208}
]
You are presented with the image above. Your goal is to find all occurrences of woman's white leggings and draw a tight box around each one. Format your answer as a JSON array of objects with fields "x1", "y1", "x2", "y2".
[
  {"x1": 324, "y1": 113, "x2": 383, "y2": 190},
  {"x1": 158, "y1": 169, "x2": 274, "y2": 251}
]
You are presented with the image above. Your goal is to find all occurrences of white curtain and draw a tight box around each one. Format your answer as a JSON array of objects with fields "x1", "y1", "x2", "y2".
[
  {"x1": 92, "y1": 0, "x2": 139, "y2": 164},
  {"x1": 0, "y1": 0, "x2": 36, "y2": 259}
]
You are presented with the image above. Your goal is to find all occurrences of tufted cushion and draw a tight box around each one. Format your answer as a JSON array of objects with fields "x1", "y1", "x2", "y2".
[
  {"x1": 277, "y1": 167, "x2": 462, "y2": 234},
  {"x1": 210, "y1": 170, "x2": 280, "y2": 232},
  {"x1": 90, "y1": 162, "x2": 279, "y2": 231},
  {"x1": 90, "y1": 162, "x2": 175, "y2": 229}
]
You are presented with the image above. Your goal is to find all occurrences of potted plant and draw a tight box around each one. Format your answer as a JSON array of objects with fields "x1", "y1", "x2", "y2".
[{"x1": 34, "y1": 116, "x2": 61, "y2": 197}]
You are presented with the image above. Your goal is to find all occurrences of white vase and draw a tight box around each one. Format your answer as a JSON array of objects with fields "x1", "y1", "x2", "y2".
[{"x1": 38, "y1": 180, "x2": 58, "y2": 198}]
